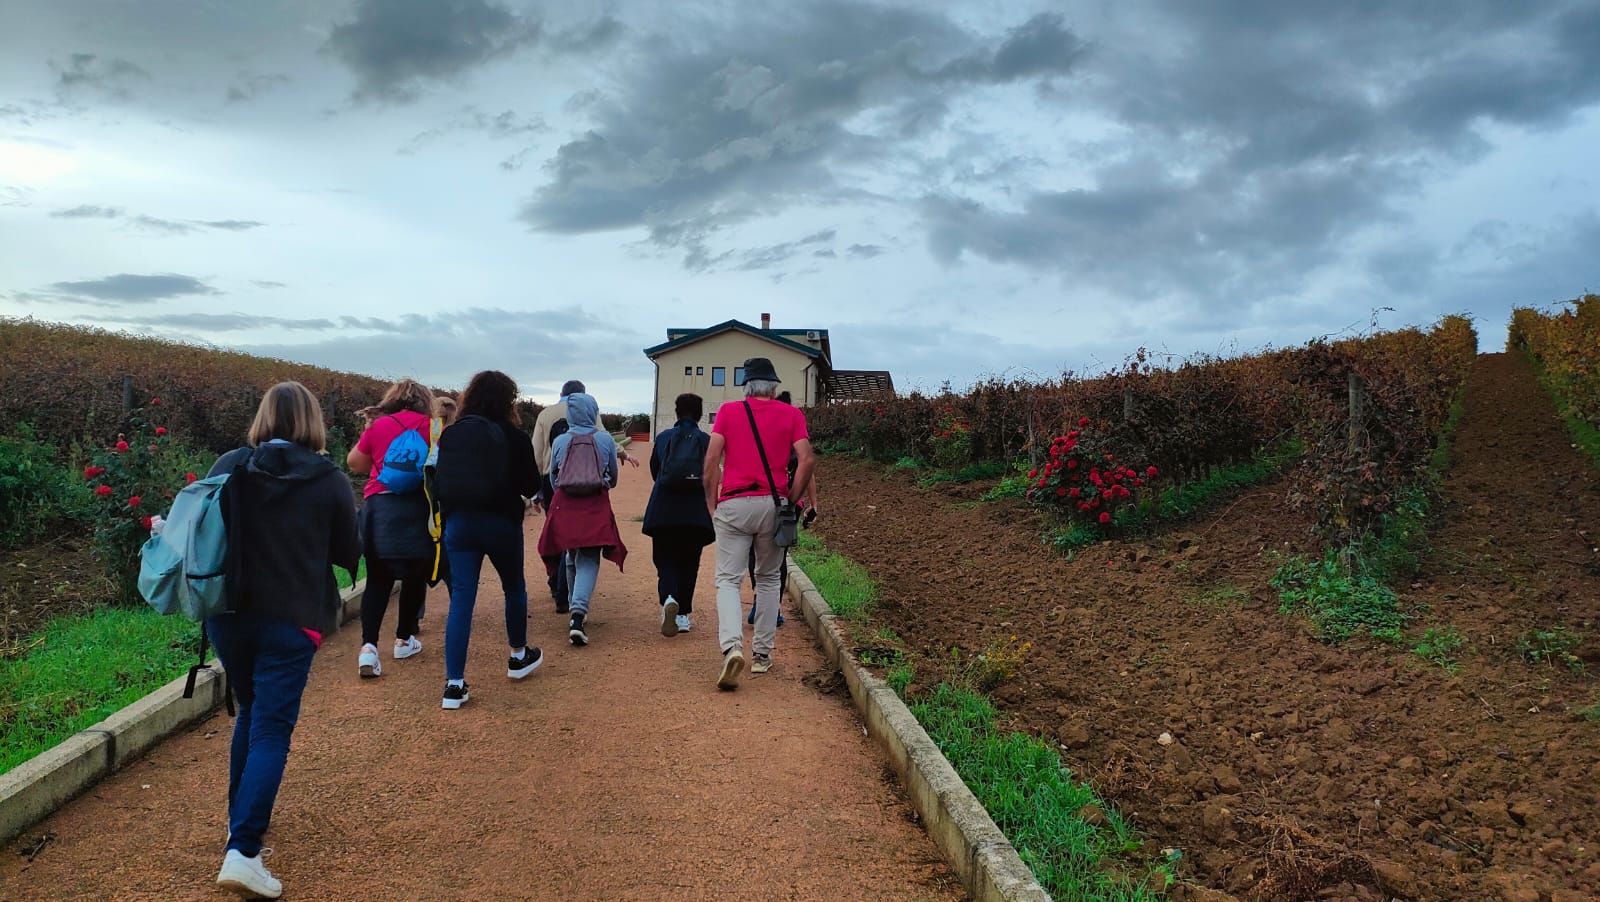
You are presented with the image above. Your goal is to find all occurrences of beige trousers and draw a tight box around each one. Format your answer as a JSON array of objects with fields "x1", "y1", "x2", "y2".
[{"x1": 713, "y1": 495, "x2": 783, "y2": 656}]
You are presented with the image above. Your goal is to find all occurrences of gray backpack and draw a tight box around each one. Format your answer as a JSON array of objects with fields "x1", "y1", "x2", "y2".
[{"x1": 557, "y1": 433, "x2": 607, "y2": 497}]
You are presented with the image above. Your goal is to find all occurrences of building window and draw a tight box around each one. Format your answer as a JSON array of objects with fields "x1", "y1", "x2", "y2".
[
  {"x1": 708, "y1": 412, "x2": 716, "y2": 425},
  {"x1": 696, "y1": 366, "x2": 704, "y2": 375},
  {"x1": 734, "y1": 367, "x2": 747, "y2": 386},
  {"x1": 684, "y1": 366, "x2": 692, "y2": 375},
  {"x1": 711, "y1": 367, "x2": 726, "y2": 386}
]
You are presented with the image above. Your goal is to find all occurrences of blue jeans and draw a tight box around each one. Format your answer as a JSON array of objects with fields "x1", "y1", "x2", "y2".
[
  {"x1": 564, "y1": 548, "x2": 602, "y2": 616},
  {"x1": 444, "y1": 510, "x2": 528, "y2": 681},
  {"x1": 206, "y1": 614, "x2": 317, "y2": 858}
]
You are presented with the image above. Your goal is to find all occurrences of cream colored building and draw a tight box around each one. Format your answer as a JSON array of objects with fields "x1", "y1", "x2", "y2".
[{"x1": 643, "y1": 314, "x2": 892, "y2": 435}]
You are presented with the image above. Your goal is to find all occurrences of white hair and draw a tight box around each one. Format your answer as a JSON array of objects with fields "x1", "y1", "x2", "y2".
[{"x1": 744, "y1": 379, "x2": 780, "y2": 398}]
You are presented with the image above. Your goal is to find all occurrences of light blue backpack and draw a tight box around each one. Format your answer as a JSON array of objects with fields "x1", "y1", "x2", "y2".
[{"x1": 138, "y1": 472, "x2": 232, "y2": 621}]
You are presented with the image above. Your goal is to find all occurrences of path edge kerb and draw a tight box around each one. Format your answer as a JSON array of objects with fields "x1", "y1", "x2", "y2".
[
  {"x1": 0, "y1": 581, "x2": 375, "y2": 847},
  {"x1": 785, "y1": 563, "x2": 1051, "y2": 902}
]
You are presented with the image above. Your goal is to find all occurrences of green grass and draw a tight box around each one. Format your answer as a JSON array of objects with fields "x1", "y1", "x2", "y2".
[
  {"x1": 1516, "y1": 626, "x2": 1585, "y2": 673},
  {"x1": 789, "y1": 531, "x2": 875, "y2": 620},
  {"x1": 917, "y1": 459, "x2": 1008, "y2": 488},
  {"x1": 911, "y1": 684, "x2": 1172, "y2": 900},
  {"x1": 1577, "y1": 696, "x2": 1600, "y2": 723},
  {"x1": 1271, "y1": 549, "x2": 1406, "y2": 644},
  {"x1": 334, "y1": 557, "x2": 367, "y2": 590},
  {"x1": 1187, "y1": 584, "x2": 1249, "y2": 609},
  {"x1": 0, "y1": 607, "x2": 201, "y2": 774}
]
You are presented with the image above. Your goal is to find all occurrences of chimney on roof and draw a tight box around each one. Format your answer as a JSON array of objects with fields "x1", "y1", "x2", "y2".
[{"x1": 761, "y1": 312, "x2": 771, "y2": 330}]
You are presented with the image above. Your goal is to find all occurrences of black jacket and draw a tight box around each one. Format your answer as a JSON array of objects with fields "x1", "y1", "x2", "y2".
[
  {"x1": 436, "y1": 417, "x2": 539, "y2": 521},
  {"x1": 642, "y1": 421, "x2": 714, "y2": 547},
  {"x1": 211, "y1": 442, "x2": 361, "y2": 635}
]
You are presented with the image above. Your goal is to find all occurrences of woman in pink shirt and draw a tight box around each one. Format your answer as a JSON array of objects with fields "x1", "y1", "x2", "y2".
[{"x1": 347, "y1": 379, "x2": 437, "y2": 678}]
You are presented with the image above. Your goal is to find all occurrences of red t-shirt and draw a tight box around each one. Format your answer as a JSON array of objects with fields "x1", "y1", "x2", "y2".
[
  {"x1": 712, "y1": 398, "x2": 809, "y2": 502},
  {"x1": 355, "y1": 410, "x2": 431, "y2": 499}
]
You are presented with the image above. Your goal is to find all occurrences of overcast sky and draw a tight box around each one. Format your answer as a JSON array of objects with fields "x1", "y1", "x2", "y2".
[{"x1": 3, "y1": 1, "x2": 1597, "y2": 412}]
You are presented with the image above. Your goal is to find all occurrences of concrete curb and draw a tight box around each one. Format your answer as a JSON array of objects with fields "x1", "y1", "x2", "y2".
[
  {"x1": 0, "y1": 581, "x2": 371, "y2": 847},
  {"x1": 785, "y1": 563, "x2": 1051, "y2": 902}
]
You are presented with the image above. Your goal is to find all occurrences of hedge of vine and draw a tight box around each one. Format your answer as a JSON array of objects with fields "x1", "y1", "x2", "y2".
[
  {"x1": 808, "y1": 316, "x2": 1477, "y2": 543},
  {"x1": 1509, "y1": 295, "x2": 1600, "y2": 429}
]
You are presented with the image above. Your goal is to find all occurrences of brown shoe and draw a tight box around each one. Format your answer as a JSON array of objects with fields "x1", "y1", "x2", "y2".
[{"x1": 718, "y1": 648, "x2": 745, "y2": 691}]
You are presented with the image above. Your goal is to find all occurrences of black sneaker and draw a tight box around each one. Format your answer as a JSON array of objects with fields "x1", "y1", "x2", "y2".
[
  {"x1": 568, "y1": 614, "x2": 588, "y2": 646},
  {"x1": 441, "y1": 682, "x2": 469, "y2": 710},
  {"x1": 555, "y1": 597, "x2": 570, "y2": 614},
  {"x1": 507, "y1": 646, "x2": 543, "y2": 679}
]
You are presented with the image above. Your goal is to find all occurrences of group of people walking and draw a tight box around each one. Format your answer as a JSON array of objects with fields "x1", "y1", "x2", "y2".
[{"x1": 201, "y1": 357, "x2": 814, "y2": 898}]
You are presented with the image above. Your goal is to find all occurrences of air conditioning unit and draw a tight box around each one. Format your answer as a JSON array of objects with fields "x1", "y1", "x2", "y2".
[{"x1": 805, "y1": 330, "x2": 821, "y2": 341}]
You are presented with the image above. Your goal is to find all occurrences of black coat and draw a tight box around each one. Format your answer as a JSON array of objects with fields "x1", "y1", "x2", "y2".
[
  {"x1": 211, "y1": 442, "x2": 361, "y2": 635},
  {"x1": 642, "y1": 422, "x2": 714, "y2": 547}
]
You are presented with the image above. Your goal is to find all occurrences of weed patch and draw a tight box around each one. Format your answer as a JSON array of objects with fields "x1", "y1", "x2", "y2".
[
  {"x1": 1517, "y1": 626, "x2": 1585, "y2": 673},
  {"x1": 1271, "y1": 550, "x2": 1405, "y2": 643},
  {"x1": 1187, "y1": 584, "x2": 1249, "y2": 609},
  {"x1": 1412, "y1": 626, "x2": 1467, "y2": 673},
  {"x1": 917, "y1": 460, "x2": 1008, "y2": 488},
  {"x1": 1577, "y1": 696, "x2": 1600, "y2": 722}
]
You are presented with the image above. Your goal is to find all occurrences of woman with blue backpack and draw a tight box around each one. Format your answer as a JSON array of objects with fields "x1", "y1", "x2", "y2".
[
  {"x1": 536, "y1": 392, "x2": 628, "y2": 646},
  {"x1": 207, "y1": 382, "x2": 360, "y2": 898},
  {"x1": 346, "y1": 379, "x2": 438, "y2": 678},
  {"x1": 643, "y1": 393, "x2": 714, "y2": 636}
]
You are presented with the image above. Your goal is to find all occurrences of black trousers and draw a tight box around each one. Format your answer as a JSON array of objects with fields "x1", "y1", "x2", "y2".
[
  {"x1": 651, "y1": 533, "x2": 706, "y2": 614},
  {"x1": 360, "y1": 558, "x2": 430, "y2": 646}
]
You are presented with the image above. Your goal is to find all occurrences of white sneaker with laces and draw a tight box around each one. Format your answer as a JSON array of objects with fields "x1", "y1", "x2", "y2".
[
  {"x1": 661, "y1": 597, "x2": 680, "y2": 637},
  {"x1": 393, "y1": 636, "x2": 422, "y2": 659},
  {"x1": 358, "y1": 644, "x2": 381, "y2": 678},
  {"x1": 217, "y1": 849, "x2": 282, "y2": 899},
  {"x1": 676, "y1": 614, "x2": 692, "y2": 633}
]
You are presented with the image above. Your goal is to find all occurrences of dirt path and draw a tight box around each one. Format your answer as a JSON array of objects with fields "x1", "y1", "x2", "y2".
[
  {"x1": 811, "y1": 353, "x2": 1600, "y2": 900},
  {"x1": 1, "y1": 444, "x2": 961, "y2": 901}
]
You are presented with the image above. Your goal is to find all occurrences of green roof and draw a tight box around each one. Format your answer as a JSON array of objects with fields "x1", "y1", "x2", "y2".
[{"x1": 644, "y1": 319, "x2": 825, "y2": 360}]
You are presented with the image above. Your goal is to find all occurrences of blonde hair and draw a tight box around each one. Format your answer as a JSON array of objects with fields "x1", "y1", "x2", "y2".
[
  {"x1": 378, "y1": 379, "x2": 435, "y2": 416},
  {"x1": 435, "y1": 396, "x2": 458, "y2": 424},
  {"x1": 248, "y1": 381, "x2": 328, "y2": 452}
]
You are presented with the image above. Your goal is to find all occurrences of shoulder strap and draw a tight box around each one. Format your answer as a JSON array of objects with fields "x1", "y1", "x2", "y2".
[{"x1": 743, "y1": 401, "x2": 782, "y2": 504}]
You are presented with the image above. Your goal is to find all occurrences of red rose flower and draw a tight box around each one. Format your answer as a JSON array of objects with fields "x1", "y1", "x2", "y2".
[
  {"x1": 185, "y1": 472, "x2": 197, "y2": 484},
  {"x1": 1037, "y1": 479, "x2": 1046, "y2": 488},
  {"x1": 1069, "y1": 487, "x2": 1081, "y2": 498},
  {"x1": 84, "y1": 465, "x2": 103, "y2": 479},
  {"x1": 127, "y1": 495, "x2": 142, "y2": 508},
  {"x1": 1067, "y1": 430, "x2": 1079, "y2": 440},
  {"x1": 1078, "y1": 417, "x2": 1090, "y2": 427},
  {"x1": 1055, "y1": 487, "x2": 1067, "y2": 497},
  {"x1": 155, "y1": 427, "x2": 167, "y2": 436},
  {"x1": 141, "y1": 516, "x2": 154, "y2": 530},
  {"x1": 1067, "y1": 459, "x2": 1078, "y2": 469},
  {"x1": 1134, "y1": 478, "x2": 1144, "y2": 487},
  {"x1": 1117, "y1": 486, "x2": 1131, "y2": 498},
  {"x1": 95, "y1": 484, "x2": 113, "y2": 497},
  {"x1": 1146, "y1": 466, "x2": 1159, "y2": 477},
  {"x1": 115, "y1": 440, "x2": 130, "y2": 452},
  {"x1": 150, "y1": 397, "x2": 160, "y2": 406},
  {"x1": 1102, "y1": 489, "x2": 1113, "y2": 499},
  {"x1": 1078, "y1": 503, "x2": 1091, "y2": 512},
  {"x1": 1098, "y1": 512, "x2": 1111, "y2": 524},
  {"x1": 1028, "y1": 469, "x2": 1038, "y2": 478}
]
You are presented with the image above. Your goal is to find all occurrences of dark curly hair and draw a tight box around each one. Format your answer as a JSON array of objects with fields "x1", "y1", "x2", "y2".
[{"x1": 458, "y1": 370, "x2": 520, "y2": 425}]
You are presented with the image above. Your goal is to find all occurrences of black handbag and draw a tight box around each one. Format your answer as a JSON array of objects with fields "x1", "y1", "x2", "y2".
[{"x1": 743, "y1": 401, "x2": 800, "y2": 547}]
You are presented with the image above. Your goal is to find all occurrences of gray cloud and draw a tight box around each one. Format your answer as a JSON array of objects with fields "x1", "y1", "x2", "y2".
[
  {"x1": 732, "y1": 229, "x2": 835, "y2": 272},
  {"x1": 51, "y1": 53, "x2": 149, "y2": 101},
  {"x1": 325, "y1": 0, "x2": 540, "y2": 103},
  {"x1": 47, "y1": 273, "x2": 219, "y2": 303},
  {"x1": 47, "y1": 206, "x2": 264, "y2": 233},
  {"x1": 400, "y1": 106, "x2": 548, "y2": 156},
  {"x1": 846, "y1": 243, "x2": 884, "y2": 259},
  {"x1": 51, "y1": 204, "x2": 122, "y2": 219},
  {"x1": 105, "y1": 312, "x2": 335, "y2": 331},
  {"x1": 519, "y1": 2, "x2": 1089, "y2": 267},
  {"x1": 226, "y1": 73, "x2": 291, "y2": 104},
  {"x1": 252, "y1": 280, "x2": 289, "y2": 289}
]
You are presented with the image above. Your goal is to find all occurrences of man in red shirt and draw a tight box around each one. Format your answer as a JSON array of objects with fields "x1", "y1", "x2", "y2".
[{"x1": 703, "y1": 357, "x2": 815, "y2": 690}]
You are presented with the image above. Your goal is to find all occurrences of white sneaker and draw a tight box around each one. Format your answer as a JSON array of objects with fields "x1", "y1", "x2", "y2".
[
  {"x1": 358, "y1": 644, "x2": 381, "y2": 678},
  {"x1": 217, "y1": 849, "x2": 282, "y2": 899},
  {"x1": 676, "y1": 614, "x2": 692, "y2": 633},
  {"x1": 661, "y1": 597, "x2": 680, "y2": 637},
  {"x1": 393, "y1": 636, "x2": 422, "y2": 659}
]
